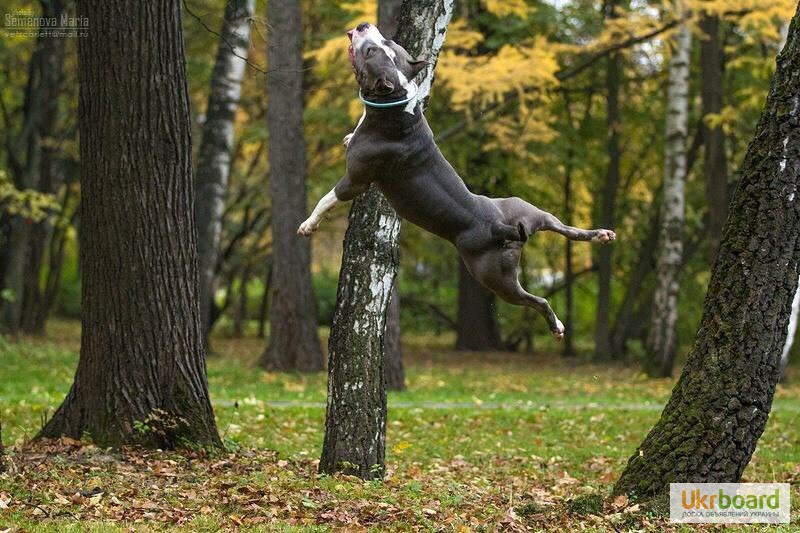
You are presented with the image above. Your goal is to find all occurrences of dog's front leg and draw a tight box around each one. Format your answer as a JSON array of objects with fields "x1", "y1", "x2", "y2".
[
  {"x1": 297, "y1": 173, "x2": 369, "y2": 237},
  {"x1": 297, "y1": 188, "x2": 340, "y2": 236}
]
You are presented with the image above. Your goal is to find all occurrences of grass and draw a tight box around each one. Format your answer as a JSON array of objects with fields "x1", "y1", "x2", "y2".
[{"x1": 1, "y1": 319, "x2": 799, "y2": 531}]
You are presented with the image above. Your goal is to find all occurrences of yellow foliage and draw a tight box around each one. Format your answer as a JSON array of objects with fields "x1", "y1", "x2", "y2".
[
  {"x1": 0, "y1": 170, "x2": 59, "y2": 222},
  {"x1": 481, "y1": 0, "x2": 531, "y2": 19},
  {"x1": 446, "y1": 19, "x2": 485, "y2": 51},
  {"x1": 438, "y1": 38, "x2": 559, "y2": 112}
]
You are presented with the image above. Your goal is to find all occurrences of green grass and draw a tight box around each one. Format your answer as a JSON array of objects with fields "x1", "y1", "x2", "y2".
[{"x1": 1, "y1": 320, "x2": 799, "y2": 531}]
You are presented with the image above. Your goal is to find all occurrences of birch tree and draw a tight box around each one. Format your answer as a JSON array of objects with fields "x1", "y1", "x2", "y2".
[
  {"x1": 319, "y1": 0, "x2": 454, "y2": 480},
  {"x1": 615, "y1": 4, "x2": 800, "y2": 494},
  {"x1": 646, "y1": 11, "x2": 691, "y2": 377},
  {"x1": 195, "y1": 0, "x2": 254, "y2": 346}
]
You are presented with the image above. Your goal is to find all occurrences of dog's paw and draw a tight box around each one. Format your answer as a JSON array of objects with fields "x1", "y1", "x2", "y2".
[
  {"x1": 342, "y1": 133, "x2": 354, "y2": 146},
  {"x1": 592, "y1": 229, "x2": 616, "y2": 244},
  {"x1": 297, "y1": 218, "x2": 319, "y2": 237},
  {"x1": 552, "y1": 318, "x2": 565, "y2": 341}
]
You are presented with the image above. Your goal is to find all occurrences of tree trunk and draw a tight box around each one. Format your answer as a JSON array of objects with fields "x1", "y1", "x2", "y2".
[
  {"x1": 594, "y1": 0, "x2": 623, "y2": 361},
  {"x1": 384, "y1": 283, "x2": 406, "y2": 391},
  {"x1": 259, "y1": 0, "x2": 324, "y2": 372},
  {"x1": 38, "y1": 0, "x2": 221, "y2": 449},
  {"x1": 379, "y1": 0, "x2": 405, "y2": 392},
  {"x1": 195, "y1": 0, "x2": 253, "y2": 347},
  {"x1": 233, "y1": 265, "x2": 250, "y2": 337},
  {"x1": 455, "y1": 258, "x2": 500, "y2": 351},
  {"x1": 319, "y1": 0, "x2": 453, "y2": 479},
  {"x1": 700, "y1": 12, "x2": 729, "y2": 263},
  {"x1": 645, "y1": 16, "x2": 691, "y2": 378},
  {"x1": 563, "y1": 148, "x2": 575, "y2": 357},
  {"x1": 19, "y1": 0, "x2": 66, "y2": 335},
  {"x1": 615, "y1": 7, "x2": 800, "y2": 495}
]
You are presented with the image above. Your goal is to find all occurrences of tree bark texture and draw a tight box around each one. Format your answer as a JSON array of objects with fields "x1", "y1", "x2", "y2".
[
  {"x1": 259, "y1": 0, "x2": 324, "y2": 372},
  {"x1": 646, "y1": 17, "x2": 691, "y2": 377},
  {"x1": 378, "y1": 0, "x2": 405, "y2": 392},
  {"x1": 384, "y1": 283, "x2": 406, "y2": 390},
  {"x1": 39, "y1": 0, "x2": 221, "y2": 449},
  {"x1": 594, "y1": 0, "x2": 622, "y2": 361},
  {"x1": 615, "y1": 6, "x2": 800, "y2": 495},
  {"x1": 319, "y1": 0, "x2": 454, "y2": 479},
  {"x1": 455, "y1": 257, "x2": 500, "y2": 351},
  {"x1": 195, "y1": 0, "x2": 254, "y2": 345},
  {"x1": 700, "y1": 12, "x2": 729, "y2": 263}
]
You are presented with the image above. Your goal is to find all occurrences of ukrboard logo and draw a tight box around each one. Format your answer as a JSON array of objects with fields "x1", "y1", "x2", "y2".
[{"x1": 670, "y1": 483, "x2": 790, "y2": 523}]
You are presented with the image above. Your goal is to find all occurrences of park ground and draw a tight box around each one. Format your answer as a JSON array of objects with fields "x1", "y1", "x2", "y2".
[{"x1": 0, "y1": 321, "x2": 799, "y2": 531}]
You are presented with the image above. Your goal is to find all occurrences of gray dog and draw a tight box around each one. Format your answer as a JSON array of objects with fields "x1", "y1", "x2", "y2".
[{"x1": 298, "y1": 23, "x2": 616, "y2": 339}]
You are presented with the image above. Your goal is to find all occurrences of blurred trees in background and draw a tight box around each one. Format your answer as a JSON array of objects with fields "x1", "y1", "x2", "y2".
[{"x1": 0, "y1": 0, "x2": 796, "y2": 369}]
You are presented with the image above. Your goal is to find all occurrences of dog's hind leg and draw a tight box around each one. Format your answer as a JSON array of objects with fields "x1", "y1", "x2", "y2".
[
  {"x1": 493, "y1": 197, "x2": 616, "y2": 244},
  {"x1": 461, "y1": 243, "x2": 564, "y2": 339}
]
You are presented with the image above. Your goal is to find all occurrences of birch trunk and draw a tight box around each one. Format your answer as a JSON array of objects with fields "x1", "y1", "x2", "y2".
[
  {"x1": 645, "y1": 16, "x2": 691, "y2": 377},
  {"x1": 319, "y1": 0, "x2": 454, "y2": 479},
  {"x1": 615, "y1": 5, "x2": 800, "y2": 494},
  {"x1": 195, "y1": 0, "x2": 253, "y2": 345}
]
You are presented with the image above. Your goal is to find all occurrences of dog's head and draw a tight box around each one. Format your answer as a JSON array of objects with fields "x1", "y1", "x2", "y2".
[{"x1": 347, "y1": 22, "x2": 428, "y2": 100}]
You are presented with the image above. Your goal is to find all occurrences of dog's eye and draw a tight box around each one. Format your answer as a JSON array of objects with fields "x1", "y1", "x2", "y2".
[{"x1": 365, "y1": 47, "x2": 376, "y2": 58}]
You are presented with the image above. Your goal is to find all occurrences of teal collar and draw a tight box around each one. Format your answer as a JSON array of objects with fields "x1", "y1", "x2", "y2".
[{"x1": 359, "y1": 82, "x2": 418, "y2": 108}]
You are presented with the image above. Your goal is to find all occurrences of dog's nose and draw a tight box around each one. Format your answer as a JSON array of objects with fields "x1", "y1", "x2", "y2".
[{"x1": 356, "y1": 22, "x2": 370, "y2": 32}]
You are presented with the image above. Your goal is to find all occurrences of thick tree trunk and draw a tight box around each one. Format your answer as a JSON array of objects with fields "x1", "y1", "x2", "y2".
[
  {"x1": 195, "y1": 0, "x2": 253, "y2": 346},
  {"x1": 645, "y1": 17, "x2": 691, "y2": 377},
  {"x1": 700, "y1": 12, "x2": 729, "y2": 263},
  {"x1": 455, "y1": 258, "x2": 500, "y2": 351},
  {"x1": 594, "y1": 0, "x2": 622, "y2": 361},
  {"x1": 19, "y1": 0, "x2": 66, "y2": 335},
  {"x1": 615, "y1": 7, "x2": 800, "y2": 494},
  {"x1": 384, "y1": 284, "x2": 406, "y2": 391},
  {"x1": 378, "y1": 0, "x2": 405, "y2": 391},
  {"x1": 319, "y1": 0, "x2": 453, "y2": 479},
  {"x1": 259, "y1": 0, "x2": 324, "y2": 372},
  {"x1": 38, "y1": 0, "x2": 221, "y2": 449}
]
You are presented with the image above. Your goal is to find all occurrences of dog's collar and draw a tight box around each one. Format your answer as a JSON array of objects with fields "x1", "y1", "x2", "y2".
[{"x1": 359, "y1": 82, "x2": 418, "y2": 108}]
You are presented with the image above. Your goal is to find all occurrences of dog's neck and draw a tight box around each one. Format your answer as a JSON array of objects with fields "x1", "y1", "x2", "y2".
[{"x1": 362, "y1": 102, "x2": 424, "y2": 136}]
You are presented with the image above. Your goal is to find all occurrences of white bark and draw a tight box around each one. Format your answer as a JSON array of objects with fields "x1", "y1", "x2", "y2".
[
  {"x1": 646, "y1": 13, "x2": 691, "y2": 376},
  {"x1": 195, "y1": 0, "x2": 254, "y2": 339}
]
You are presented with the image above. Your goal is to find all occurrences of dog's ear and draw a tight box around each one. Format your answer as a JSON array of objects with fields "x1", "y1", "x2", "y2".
[{"x1": 407, "y1": 57, "x2": 429, "y2": 79}]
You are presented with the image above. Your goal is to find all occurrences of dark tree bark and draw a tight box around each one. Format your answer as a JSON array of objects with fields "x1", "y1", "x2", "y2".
[
  {"x1": 379, "y1": 0, "x2": 405, "y2": 392},
  {"x1": 38, "y1": 0, "x2": 221, "y2": 449},
  {"x1": 19, "y1": 0, "x2": 67, "y2": 335},
  {"x1": 195, "y1": 0, "x2": 254, "y2": 346},
  {"x1": 563, "y1": 147, "x2": 576, "y2": 357},
  {"x1": 594, "y1": 0, "x2": 623, "y2": 361},
  {"x1": 384, "y1": 283, "x2": 406, "y2": 391},
  {"x1": 700, "y1": 12, "x2": 729, "y2": 263},
  {"x1": 319, "y1": 0, "x2": 454, "y2": 479},
  {"x1": 259, "y1": 0, "x2": 324, "y2": 372},
  {"x1": 615, "y1": 7, "x2": 800, "y2": 495},
  {"x1": 455, "y1": 258, "x2": 500, "y2": 351}
]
